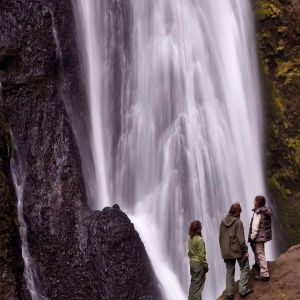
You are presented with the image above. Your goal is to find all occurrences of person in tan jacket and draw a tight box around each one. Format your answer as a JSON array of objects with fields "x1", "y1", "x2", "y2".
[
  {"x1": 219, "y1": 203, "x2": 253, "y2": 299},
  {"x1": 248, "y1": 196, "x2": 272, "y2": 282}
]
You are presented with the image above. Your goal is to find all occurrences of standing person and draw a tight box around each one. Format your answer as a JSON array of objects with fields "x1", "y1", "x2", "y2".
[
  {"x1": 219, "y1": 203, "x2": 253, "y2": 299},
  {"x1": 188, "y1": 220, "x2": 208, "y2": 300},
  {"x1": 248, "y1": 195, "x2": 272, "y2": 282}
]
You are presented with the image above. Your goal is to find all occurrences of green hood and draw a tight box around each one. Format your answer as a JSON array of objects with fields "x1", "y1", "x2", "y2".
[
  {"x1": 219, "y1": 216, "x2": 248, "y2": 259},
  {"x1": 221, "y1": 216, "x2": 239, "y2": 227}
]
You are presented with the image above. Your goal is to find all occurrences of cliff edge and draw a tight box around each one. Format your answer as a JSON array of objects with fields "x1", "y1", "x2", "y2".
[{"x1": 218, "y1": 244, "x2": 300, "y2": 300}]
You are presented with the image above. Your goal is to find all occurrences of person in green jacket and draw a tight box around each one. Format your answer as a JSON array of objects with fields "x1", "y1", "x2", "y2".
[
  {"x1": 188, "y1": 220, "x2": 208, "y2": 300},
  {"x1": 219, "y1": 203, "x2": 253, "y2": 300}
]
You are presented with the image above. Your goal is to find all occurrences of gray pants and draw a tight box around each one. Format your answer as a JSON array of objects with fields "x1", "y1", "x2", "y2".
[
  {"x1": 251, "y1": 242, "x2": 269, "y2": 277},
  {"x1": 188, "y1": 261, "x2": 206, "y2": 300},
  {"x1": 225, "y1": 257, "x2": 250, "y2": 297}
]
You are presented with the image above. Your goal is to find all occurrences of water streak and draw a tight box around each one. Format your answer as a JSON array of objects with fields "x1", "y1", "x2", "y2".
[
  {"x1": 11, "y1": 142, "x2": 47, "y2": 300},
  {"x1": 49, "y1": 10, "x2": 62, "y2": 61},
  {"x1": 73, "y1": 1, "x2": 111, "y2": 207}
]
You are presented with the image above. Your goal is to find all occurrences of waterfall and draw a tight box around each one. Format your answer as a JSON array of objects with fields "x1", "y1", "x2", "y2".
[
  {"x1": 73, "y1": 0, "x2": 275, "y2": 299},
  {"x1": 72, "y1": 1, "x2": 111, "y2": 208}
]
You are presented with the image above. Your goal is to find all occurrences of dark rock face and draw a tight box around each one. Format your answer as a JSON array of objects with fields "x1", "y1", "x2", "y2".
[
  {"x1": 33, "y1": 205, "x2": 161, "y2": 300},
  {"x1": 252, "y1": 0, "x2": 300, "y2": 248},
  {"x1": 0, "y1": 113, "x2": 23, "y2": 299},
  {"x1": 0, "y1": 1, "x2": 161, "y2": 299},
  {"x1": 85, "y1": 206, "x2": 162, "y2": 300}
]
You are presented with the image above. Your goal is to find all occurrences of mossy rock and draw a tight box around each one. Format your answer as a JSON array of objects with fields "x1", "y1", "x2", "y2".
[
  {"x1": 276, "y1": 59, "x2": 300, "y2": 85},
  {"x1": 256, "y1": 2, "x2": 282, "y2": 21},
  {"x1": 254, "y1": 0, "x2": 300, "y2": 248}
]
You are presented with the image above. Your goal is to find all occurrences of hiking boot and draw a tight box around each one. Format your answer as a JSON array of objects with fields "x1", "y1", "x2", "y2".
[
  {"x1": 225, "y1": 295, "x2": 234, "y2": 300},
  {"x1": 255, "y1": 275, "x2": 270, "y2": 282},
  {"x1": 252, "y1": 263, "x2": 260, "y2": 270},
  {"x1": 240, "y1": 289, "x2": 254, "y2": 298}
]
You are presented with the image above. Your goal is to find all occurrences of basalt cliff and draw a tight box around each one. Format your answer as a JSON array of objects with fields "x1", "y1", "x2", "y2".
[{"x1": 0, "y1": 1, "x2": 161, "y2": 299}]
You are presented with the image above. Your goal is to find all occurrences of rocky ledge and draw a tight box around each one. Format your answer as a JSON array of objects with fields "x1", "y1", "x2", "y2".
[{"x1": 218, "y1": 244, "x2": 300, "y2": 300}]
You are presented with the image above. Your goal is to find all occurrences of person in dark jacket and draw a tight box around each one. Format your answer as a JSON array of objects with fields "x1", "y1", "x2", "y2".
[
  {"x1": 219, "y1": 203, "x2": 253, "y2": 299},
  {"x1": 248, "y1": 195, "x2": 272, "y2": 282},
  {"x1": 188, "y1": 220, "x2": 208, "y2": 300}
]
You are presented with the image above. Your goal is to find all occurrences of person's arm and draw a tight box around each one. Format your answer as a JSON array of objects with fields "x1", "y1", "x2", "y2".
[
  {"x1": 236, "y1": 220, "x2": 248, "y2": 253},
  {"x1": 250, "y1": 213, "x2": 261, "y2": 241},
  {"x1": 219, "y1": 223, "x2": 222, "y2": 248},
  {"x1": 198, "y1": 238, "x2": 208, "y2": 268}
]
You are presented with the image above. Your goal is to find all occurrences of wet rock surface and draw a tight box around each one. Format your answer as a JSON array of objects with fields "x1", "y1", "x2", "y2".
[
  {"x1": 0, "y1": 113, "x2": 23, "y2": 299},
  {"x1": 253, "y1": 0, "x2": 300, "y2": 248},
  {"x1": 0, "y1": 1, "x2": 161, "y2": 299}
]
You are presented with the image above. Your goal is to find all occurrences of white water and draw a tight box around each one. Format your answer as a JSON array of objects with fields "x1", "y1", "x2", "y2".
[
  {"x1": 73, "y1": 1, "x2": 111, "y2": 207},
  {"x1": 73, "y1": 1, "x2": 275, "y2": 299},
  {"x1": 49, "y1": 9, "x2": 62, "y2": 61}
]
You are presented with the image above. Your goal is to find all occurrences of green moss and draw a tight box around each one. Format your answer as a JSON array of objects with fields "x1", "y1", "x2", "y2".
[
  {"x1": 258, "y1": 31, "x2": 272, "y2": 43},
  {"x1": 276, "y1": 59, "x2": 300, "y2": 85},
  {"x1": 261, "y1": 64, "x2": 287, "y2": 130},
  {"x1": 276, "y1": 188, "x2": 300, "y2": 237},
  {"x1": 285, "y1": 137, "x2": 300, "y2": 165},
  {"x1": 275, "y1": 39, "x2": 285, "y2": 54},
  {"x1": 256, "y1": 2, "x2": 282, "y2": 20},
  {"x1": 277, "y1": 25, "x2": 288, "y2": 33},
  {"x1": 269, "y1": 174, "x2": 291, "y2": 197},
  {"x1": 255, "y1": 0, "x2": 300, "y2": 248}
]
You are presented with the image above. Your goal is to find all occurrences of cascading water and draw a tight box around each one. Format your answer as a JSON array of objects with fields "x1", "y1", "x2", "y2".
[{"x1": 73, "y1": 0, "x2": 275, "y2": 299}]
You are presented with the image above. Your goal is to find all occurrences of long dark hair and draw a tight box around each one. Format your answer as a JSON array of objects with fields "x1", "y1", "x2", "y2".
[
  {"x1": 255, "y1": 195, "x2": 266, "y2": 208},
  {"x1": 189, "y1": 220, "x2": 202, "y2": 238},
  {"x1": 227, "y1": 203, "x2": 242, "y2": 218}
]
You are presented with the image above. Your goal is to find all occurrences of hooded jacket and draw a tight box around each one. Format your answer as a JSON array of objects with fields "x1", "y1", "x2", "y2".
[
  {"x1": 248, "y1": 206, "x2": 272, "y2": 243},
  {"x1": 219, "y1": 216, "x2": 248, "y2": 259},
  {"x1": 188, "y1": 235, "x2": 208, "y2": 268}
]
